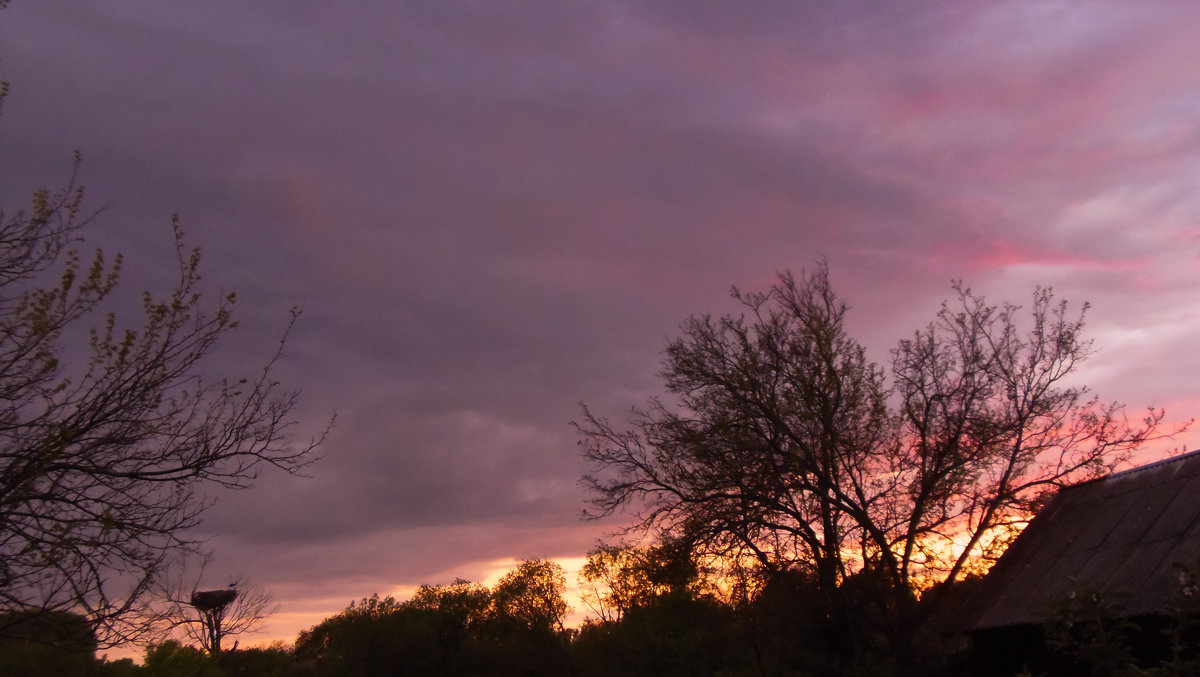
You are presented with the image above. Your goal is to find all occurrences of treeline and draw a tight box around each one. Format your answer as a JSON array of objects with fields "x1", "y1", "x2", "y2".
[
  {"x1": 290, "y1": 558, "x2": 572, "y2": 676},
  {"x1": 15, "y1": 543, "x2": 1200, "y2": 676},
  {"x1": 4, "y1": 545, "x2": 976, "y2": 677}
]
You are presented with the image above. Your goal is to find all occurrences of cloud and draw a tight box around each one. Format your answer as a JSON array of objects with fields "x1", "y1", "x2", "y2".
[{"x1": 5, "y1": 0, "x2": 1200, "y2": 649}]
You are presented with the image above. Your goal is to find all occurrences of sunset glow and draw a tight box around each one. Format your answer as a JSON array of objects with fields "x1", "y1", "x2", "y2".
[{"x1": 5, "y1": 0, "x2": 1200, "y2": 658}]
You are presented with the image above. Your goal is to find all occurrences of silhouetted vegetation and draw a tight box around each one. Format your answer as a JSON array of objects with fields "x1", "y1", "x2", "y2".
[
  {"x1": 0, "y1": 148, "x2": 327, "y2": 649},
  {"x1": 151, "y1": 571, "x2": 279, "y2": 657},
  {"x1": 293, "y1": 558, "x2": 572, "y2": 676},
  {"x1": 576, "y1": 262, "x2": 1175, "y2": 675},
  {"x1": 0, "y1": 610, "x2": 98, "y2": 676},
  {"x1": 991, "y1": 557, "x2": 1200, "y2": 677},
  {"x1": 56, "y1": 263, "x2": 1181, "y2": 675},
  {"x1": 67, "y1": 542, "x2": 1200, "y2": 676},
  {"x1": 0, "y1": 31, "x2": 330, "y2": 647}
]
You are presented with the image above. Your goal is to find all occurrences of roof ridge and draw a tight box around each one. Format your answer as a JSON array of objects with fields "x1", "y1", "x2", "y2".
[
  {"x1": 1106, "y1": 448, "x2": 1200, "y2": 480},
  {"x1": 1057, "y1": 449, "x2": 1200, "y2": 494}
]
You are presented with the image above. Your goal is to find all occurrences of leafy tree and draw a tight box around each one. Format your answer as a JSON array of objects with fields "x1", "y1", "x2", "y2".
[
  {"x1": 579, "y1": 537, "x2": 708, "y2": 623},
  {"x1": 97, "y1": 656, "x2": 142, "y2": 677},
  {"x1": 0, "y1": 83, "x2": 326, "y2": 644},
  {"x1": 142, "y1": 640, "x2": 222, "y2": 677},
  {"x1": 1159, "y1": 557, "x2": 1200, "y2": 675},
  {"x1": 295, "y1": 561, "x2": 574, "y2": 677},
  {"x1": 479, "y1": 559, "x2": 572, "y2": 677},
  {"x1": 406, "y1": 578, "x2": 492, "y2": 643},
  {"x1": 573, "y1": 593, "x2": 743, "y2": 677},
  {"x1": 0, "y1": 609, "x2": 98, "y2": 676},
  {"x1": 491, "y1": 558, "x2": 570, "y2": 635},
  {"x1": 293, "y1": 593, "x2": 400, "y2": 673},
  {"x1": 295, "y1": 592, "x2": 493, "y2": 676},
  {"x1": 215, "y1": 642, "x2": 292, "y2": 677},
  {"x1": 1034, "y1": 557, "x2": 1200, "y2": 676},
  {"x1": 577, "y1": 262, "x2": 1173, "y2": 673},
  {"x1": 579, "y1": 543, "x2": 647, "y2": 623},
  {"x1": 1042, "y1": 586, "x2": 1142, "y2": 677},
  {"x1": 575, "y1": 538, "x2": 750, "y2": 677},
  {"x1": 296, "y1": 593, "x2": 463, "y2": 676}
]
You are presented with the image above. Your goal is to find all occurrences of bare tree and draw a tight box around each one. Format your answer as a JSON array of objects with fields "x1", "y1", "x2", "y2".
[
  {"x1": 156, "y1": 567, "x2": 278, "y2": 655},
  {"x1": 0, "y1": 149, "x2": 326, "y2": 644},
  {"x1": 580, "y1": 265, "x2": 895, "y2": 590},
  {"x1": 577, "y1": 262, "x2": 1181, "y2": 670}
]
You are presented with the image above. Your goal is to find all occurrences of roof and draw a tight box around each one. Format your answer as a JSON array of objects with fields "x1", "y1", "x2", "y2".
[{"x1": 966, "y1": 449, "x2": 1200, "y2": 630}]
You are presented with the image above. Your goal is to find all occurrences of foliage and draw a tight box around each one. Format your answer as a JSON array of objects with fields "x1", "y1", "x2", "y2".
[
  {"x1": 574, "y1": 594, "x2": 743, "y2": 677},
  {"x1": 408, "y1": 578, "x2": 491, "y2": 620},
  {"x1": 0, "y1": 170, "x2": 326, "y2": 638},
  {"x1": 1042, "y1": 587, "x2": 1140, "y2": 676},
  {"x1": 97, "y1": 657, "x2": 142, "y2": 677},
  {"x1": 575, "y1": 538, "x2": 749, "y2": 677},
  {"x1": 0, "y1": 609, "x2": 98, "y2": 676},
  {"x1": 215, "y1": 643, "x2": 292, "y2": 677},
  {"x1": 142, "y1": 640, "x2": 222, "y2": 677},
  {"x1": 294, "y1": 559, "x2": 573, "y2": 676},
  {"x1": 579, "y1": 537, "x2": 711, "y2": 623},
  {"x1": 1033, "y1": 557, "x2": 1200, "y2": 676},
  {"x1": 1158, "y1": 557, "x2": 1200, "y2": 675},
  {"x1": 491, "y1": 557, "x2": 570, "y2": 635},
  {"x1": 579, "y1": 542, "x2": 651, "y2": 622},
  {"x1": 293, "y1": 593, "x2": 400, "y2": 674},
  {"x1": 577, "y1": 262, "x2": 1173, "y2": 672},
  {"x1": 406, "y1": 578, "x2": 492, "y2": 645},
  {"x1": 0, "y1": 73, "x2": 327, "y2": 647}
]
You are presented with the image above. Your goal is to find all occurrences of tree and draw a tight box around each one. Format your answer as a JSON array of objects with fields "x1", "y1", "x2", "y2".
[
  {"x1": 577, "y1": 262, "x2": 1175, "y2": 672},
  {"x1": 572, "y1": 593, "x2": 741, "y2": 677},
  {"x1": 141, "y1": 639, "x2": 222, "y2": 677},
  {"x1": 406, "y1": 578, "x2": 492, "y2": 637},
  {"x1": 0, "y1": 107, "x2": 326, "y2": 644},
  {"x1": 0, "y1": 609, "x2": 98, "y2": 676},
  {"x1": 293, "y1": 593, "x2": 406, "y2": 675},
  {"x1": 491, "y1": 558, "x2": 570, "y2": 636},
  {"x1": 214, "y1": 642, "x2": 293, "y2": 677},
  {"x1": 295, "y1": 561, "x2": 574, "y2": 677},
  {"x1": 579, "y1": 538, "x2": 708, "y2": 624},
  {"x1": 579, "y1": 543, "x2": 646, "y2": 624},
  {"x1": 156, "y1": 569, "x2": 278, "y2": 656}
]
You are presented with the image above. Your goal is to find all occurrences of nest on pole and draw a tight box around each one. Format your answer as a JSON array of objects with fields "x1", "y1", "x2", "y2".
[{"x1": 190, "y1": 588, "x2": 238, "y2": 613}]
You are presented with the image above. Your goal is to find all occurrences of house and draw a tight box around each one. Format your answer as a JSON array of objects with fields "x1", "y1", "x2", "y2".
[{"x1": 964, "y1": 449, "x2": 1200, "y2": 673}]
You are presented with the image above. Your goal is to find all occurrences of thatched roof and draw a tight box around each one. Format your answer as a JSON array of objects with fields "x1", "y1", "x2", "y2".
[{"x1": 967, "y1": 450, "x2": 1200, "y2": 631}]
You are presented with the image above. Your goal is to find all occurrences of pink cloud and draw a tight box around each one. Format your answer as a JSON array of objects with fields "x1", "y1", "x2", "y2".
[{"x1": 932, "y1": 237, "x2": 1147, "y2": 273}]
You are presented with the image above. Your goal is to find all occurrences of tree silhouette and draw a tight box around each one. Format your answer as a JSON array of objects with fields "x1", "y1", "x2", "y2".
[
  {"x1": 579, "y1": 537, "x2": 709, "y2": 624},
  {"x1": 0, "y1": 84, "x2": 327, "y2": 645},
  {"x1": 492, "y1": 558, "x2": 570, "y2": 635},
  {"x1": 154, "y1": 565, "x2": 278, "y2": 656},
  {"x1": 0, "y1": 610, "x2": 98, "y2": 675},
  {"x1": 294, "y1": 561, "x2": 575, "y2": 676},
  {"x1": 578, "y1": 261, "x2": 1177, "y2": 673}
]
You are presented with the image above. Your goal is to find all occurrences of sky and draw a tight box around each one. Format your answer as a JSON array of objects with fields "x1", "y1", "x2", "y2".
[{"x1": 4, "y1": 0, "x2": 1200, "y2": 652}]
